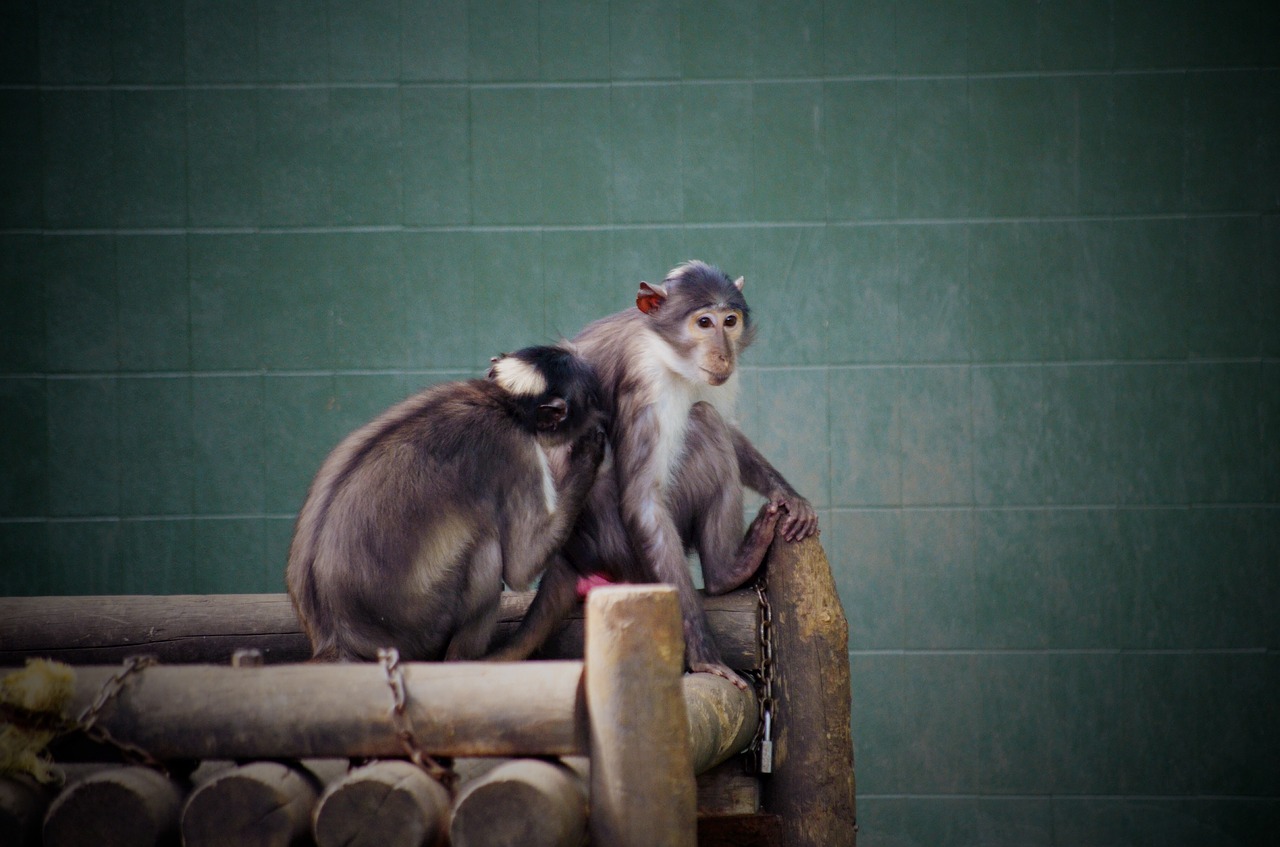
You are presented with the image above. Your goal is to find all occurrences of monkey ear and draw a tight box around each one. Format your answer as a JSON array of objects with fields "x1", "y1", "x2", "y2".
[
  {"x1": 636, "y1": 281, "x2": 668, "y2": 315},
  {"x1": 733, "y1": 276, "x2": 745, "y2": 292},
  {"x1": 536, "y1": 397, "x2": 568, "y2": 430}
]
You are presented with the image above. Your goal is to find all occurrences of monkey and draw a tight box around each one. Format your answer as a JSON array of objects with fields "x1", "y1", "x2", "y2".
[
  {"x1": 488, "y1": 261, "x2": 819, "y2": 688},
  {"x1": 285, "y1": 344, "x2": 606, "y2": 663}
]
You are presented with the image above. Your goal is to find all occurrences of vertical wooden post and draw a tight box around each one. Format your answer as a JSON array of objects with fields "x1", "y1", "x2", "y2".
[
  {"x1": 760, "y1": 536, "x2": 858, "y2": 847},
  {"x1": 585, "y1": 585, "x2": 696, "y2": 847}
]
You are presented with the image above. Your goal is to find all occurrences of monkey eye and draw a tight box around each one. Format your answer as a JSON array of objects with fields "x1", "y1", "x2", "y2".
[
  {"x1": 724, "y1": 314, "x2": 738, "y2": 327},
  {"x1": 697, "y1": 315, "x2": 714, "y2": 329}
]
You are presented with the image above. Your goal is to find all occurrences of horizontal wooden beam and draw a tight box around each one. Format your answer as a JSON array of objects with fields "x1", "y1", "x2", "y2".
[{"x1": 0, "y1": 589, "x2": 759, "y2": 669}]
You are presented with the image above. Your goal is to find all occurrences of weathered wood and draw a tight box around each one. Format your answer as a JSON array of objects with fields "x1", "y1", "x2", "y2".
[
  {"x1": 450, "y1": 759, "x2": 586, "y2": 847},
  {"x1": 758, "y1": 536, "x2": 857, "y2": 847},
  {"x1": 0, "y1": 774, "x2": 51, "y2": 847},
  {"x1": 585, "y1": 585, "x2": 696, "y2": 847},
  {"x1": 682, "y1": 673, "x2": 759, "y2": 774},
  {"x1": 42, "y1": 765, "x2": 182, "y2": 847},
  {"x1": 696, "y1": 813, "x2": 785, "y2": 847},
  {"x1": 0, "y1": 590, "x2": 759, "y2": 668},
  {"x1": 181, "y1": 761, "x2": 318, "y2": 847},
  {"x1": 55, "y1": 661, "x2": 588, "y2": 761},
  {"x1": 312, "y1": 760, "x2": 448, "y2": 847},
  {"x1": 696, "y1": 758, "x2": 760, "y2": 817}
]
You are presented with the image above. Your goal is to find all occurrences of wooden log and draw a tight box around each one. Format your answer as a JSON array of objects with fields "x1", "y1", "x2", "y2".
[
  {"x1": 55, "y1": 660, "x2": 587, "y2": 761},
  {"x1": 682, "y1": 673, "x2": 759, "y2": 774},
  {"x1": 181, "y1": 761, "x2": 318, "y2": 847},
  {"x1": 695, "y1": 758, "x2": 760, "y2": 817},
  {"x1": 0, "y1": 590, "x2": 759, "y2": 668},
  {"x1": 758, "y1": 536, "x2": 857, "y2": 847},
  {"x1": 312, "y1": 760, "x2": 448, "y2": 847},
  {"x1": 0, "y1": 774, "x2": 51, "y2": 847},
  {"x1": 449, "y1": 759, "x2": 586, "y2": 847},
  {"x1": 42, "y1": 765, "x2": 183, "y2": 847},
  {"x1": 585, "y1": 585, "x2": 695, "y2": 847}
]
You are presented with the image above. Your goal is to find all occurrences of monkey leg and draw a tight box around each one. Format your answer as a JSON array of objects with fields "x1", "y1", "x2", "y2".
[
  {"x1": 484, "y1": 557, "x2": 580, "y2": 662},
  {"x1": 702, "y1": 500, "x2": 782, "y2": 596}
]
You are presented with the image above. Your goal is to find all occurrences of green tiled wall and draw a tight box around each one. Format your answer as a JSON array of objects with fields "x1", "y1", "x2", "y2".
[{"x1": 2, "y1": 1, "x2": 1278, "y2": 843}]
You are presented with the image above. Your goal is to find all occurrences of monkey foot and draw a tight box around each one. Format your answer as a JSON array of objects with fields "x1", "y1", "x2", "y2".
[{"x1": 689, "y1": 661, "x2": 751, "y2": 691}]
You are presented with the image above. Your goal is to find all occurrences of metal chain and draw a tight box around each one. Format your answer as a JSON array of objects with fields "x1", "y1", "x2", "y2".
[
  {"x1": 377, "y1": 647, "x2": 456, "y2": 791},
  {"x1": 752, "y1": 573, "x2": 776, "y2": 774},
  {"x1": 75, "y1": 654, "x2": 166, "y2": 771}
]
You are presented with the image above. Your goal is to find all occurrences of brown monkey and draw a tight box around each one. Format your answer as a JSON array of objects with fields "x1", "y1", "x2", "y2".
[
  {"x1": 286, "y1": 345, "x2": 606, "y2": 662},
  {"x1": 490, "y1": 261, "x2": 818, "y2": 687}
]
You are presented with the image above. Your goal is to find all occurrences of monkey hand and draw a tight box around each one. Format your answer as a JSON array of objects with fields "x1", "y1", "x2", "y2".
[
  {"x1": 770, "y1": 491, "x2": 819, "y2": 543},
  {"x1": 689, "y1": 662, "x2": 751, "y2": 691},
  {"x1": 570, "y1": 424, "x2": 607, "y2": 470}
]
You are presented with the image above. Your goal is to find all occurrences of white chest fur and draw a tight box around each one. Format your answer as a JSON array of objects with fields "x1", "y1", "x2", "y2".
[{"x1": 535, "y1": 444, "x2": 557, "y2": 514}]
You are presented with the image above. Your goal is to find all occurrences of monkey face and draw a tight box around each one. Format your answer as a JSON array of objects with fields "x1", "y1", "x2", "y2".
[
  {"x1": 489, "y1": 345, "x2": 604, "y2": 443},
  {"x1": 686, "y1": 308, "x2": 745, "y2": 386}
]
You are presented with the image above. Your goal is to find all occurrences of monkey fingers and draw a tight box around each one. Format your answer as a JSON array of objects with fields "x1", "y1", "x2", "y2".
[
  {"x1": 774, "y1": 494, "x2": 819, "y2": 543},
  {"x1": 689, "y1": 662, "x2": 751, "y2": 691}
]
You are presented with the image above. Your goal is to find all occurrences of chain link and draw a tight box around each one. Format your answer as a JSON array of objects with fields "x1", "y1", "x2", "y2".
[
  {"x1": 377, "y1": 647, "x2": 456, "y2": 791},
  {"x1": 76, "y1": 654, "x2": 166, "y2": 771},
  {"x1": 752, "y1": 572, "x2": 776, "y2": 774}
]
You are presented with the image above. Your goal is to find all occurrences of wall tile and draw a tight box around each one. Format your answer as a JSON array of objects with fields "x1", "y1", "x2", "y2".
[
  {"x1": 112, "y1": 0, "x2": 185, "y2": 83},
  {"x1": 118, "y1": 519, "x2": 192, "y2": 594},
  {"x1": 967, "y1": 0, "x2": 1039, "y2": 73},
  {"x1": 744, "y1": 226, "x2": 829, "y2": 366},
  {"x1": 609, "y1": 0, "x2": 680, "y2": 79},
  {"x1": 263, "y1": 375, "x2": 345, "y2": 514},
  {"x1": 1034, "y1": 509, "x2": 1124, "y2": 648},
  {"x1": 401, "y1": 231, "x2": 480, "y2": 369},
  {"x1": 0, "y1": 522, "x2": 51, "y2": 596},
  {"x1": 975, "y1": 654, "x2": 1054, "y2": 794},
  {"x1": 187, "y1": 89, "x2": 261, "y2": 227},
  {"x1": 972, "y1": 509, "x2": 1053, "y2": 649},
  {"x1": 680, "y1": 0, "x2": 757, "y2": 80},
  {"x1": 823, "y1": 80, "x2": 896, "y2": 221},
  {"x1": 329, "y1": 88, "x2": 401, "y2": 225},
  {"x1": 44, "y1": 235, "x2": 117, "y2": 373},
  {"x1": 401, "y1": 0, "x2": 468, "y2": 81},
  {"x1": 540, "y1": 87, "x2": 612, "y2": 224},
  {"x1": 0, "y1": 235, "x2": 45, "y2": 373},
  {"x1": 328, "y1": 0, "x2": 399, "y2": 82},
  {"x1": 830, "y1": 367, "x2": 900, "y2": 507},
  {"x1": 1187, "y1": 217, "x2": 1265, "y2": 359},
  {"x1": 737, "y1": 368, "x2": 829, "y2": 507},
  {"x1": 113, "y1": 90, "x2": 188, "y2": 227},
  {"x1": 184, "y1": 0, "x2": 258, "y2": 83},
  {"x1": 610, "y1": 84, "x2": 682, "y2": 223},
  {"x1": 257, "y1": 88, "x2": 332, "y2": 226},
  {"x1": 1187, "y1": 70, "x2": 1280, "y2": 213},
  {"x1": 1117, "y1": 653, "x2": 1207, "y2": 794},
  {"x1": 1038, "y1": 0, "x2": 1112, "y2": 71},
  {"x1": 541, "y1": 229, "x2": 617, "y2": 338},
  {"x1": 681, "y1": 83, "x2": 753, "y2": 223},
  {"x1": 900, "y1": 509, "x2": 977, "y2": 648},
  {"x1": 42, "y1": 91, "x2": 113, "y2": 229},
  {"x1": 47, "y1": 378, "x2": 118, "y2": 517},
  {"x1": 330, "y1": 232, "x2": 410, "y2": 369},
  {"x1": 468, "y1": 0, "x2": 539, "y2": 82},
  {"x1": 256, "y1": 233, "x2": 337, "y2": 370},
  {"x1": 971, "y1": 366, "x2": 1045, "y2": 506},
  {"x1": 1264, "y1": 363, "x2": 1280, "y2": 506},
  {"x1": 0, "y1": 92, "x2": 42, "y2": 226},
  {"x1": 822, "y1": 0, "x2": 894, "y2": 76},
  {"x1": 471, "y1": 231, "x2": 546, "y2": 354},
  {"x1": 189, "y1": 234, "x2": 264, "y2": 370},
  {"x1": 190, "y1": 517, "x2": 270, "y2": 592},
  {"x1": 967, "y1": 223, "x2": 1045, "y2": 362},
  {"x1": 972, "y1": 799, "x2": 1055, "y2": 847},
  {"x1": 753, "y1": 83, "x2": 825, "y2": 222},
  {"x1": 1197, "y1": 654, "x2": 1280, "y2": 796},
  {"x1": 0, "y1": 0, "x2": 38, "y2": 83},
  {"x1": 899, "y1": 366, "x2": 973, "y2": 506},
  {"x1": 894, "y1": 78, "x2": 971, "y2": 220},
  {"x1": 1041, "y1": 365, "x2": 1118, "y2": 505},
  {"x1": 895, "y1": 0, "x2": 967, "y2": 74},
  {"x1": 0, "y1": 379, "x2": 47, "y2": 517},
  {"x1": 118, "y1": 376, "x2": 193, "y2": 516},
  {"x1": 756, "y1": 0, "x2": 822, "y2": 78},
  {"x1": 897, "y1": 223, "x2": 970, "y2": 363},
  {"x1": 1043, "y1": 654, "x2": 1125, "y2": 794},
  {"x1": 1183, "y1": 363, "x2": 1264, "y2": 504},
  {"x1": 1093, "y1": 74, "x2": 1186, "y2": 216},
  {"x1": 828, "y1": 510, "x2": 903, "y2": 649},
  {"x1": 540, "y1": 0, "x2": 610, "y2": 81},
  {"x1": 826, "y1": 226, "x2": 899, "y2": 363},
  {"x1": 117, "y1": 235, "x2": 190, "y2": 372},
  {"x1": 191, "y1": 375, "x2": 264, "y2": 515},
  {"x1": 257, "y1": 0, "x2": 327, "y2": 82},
  {"x1": 606, "y1": 229, "x2": 687, "y2": 292},
  {"x1": 401, "y1": 87, "x2": 470, "y2": 226},
  {"x1": 847, "y1": 654, "x2": 905, "y2": 794},
  {"x1": 898, "y1": 654, "x2": 981, "y2": 793},
  {"x1": 47, "y1": 520, "x2": 122, "y2": 594},
  {"x1": 39, "y1": 0, "x2": 111, "y2": 83},
  {"x1": 470, "y1": 87, "x2": 541, "y2": 224},
  {"x1": 1112, "y1": 0, "x2": 1188, "y2": 70}
]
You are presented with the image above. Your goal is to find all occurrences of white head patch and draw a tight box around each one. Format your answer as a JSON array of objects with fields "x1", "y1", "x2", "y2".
[{"x1": 491, "y1": 356, "x2": 548, "y2": 397}]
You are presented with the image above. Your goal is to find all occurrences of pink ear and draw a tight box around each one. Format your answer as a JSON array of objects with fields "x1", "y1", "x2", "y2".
[
  {"x1": 733, "y1": 275, "x2": 745, "y2": 291},
  {"x1": 636, "y1": 281, "x2": 668, "y2": 315}
]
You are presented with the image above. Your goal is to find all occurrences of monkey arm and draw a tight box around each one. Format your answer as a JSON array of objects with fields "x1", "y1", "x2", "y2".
[{"x1": 729, "y1": 426, "x2": 819, "y2": 543}]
